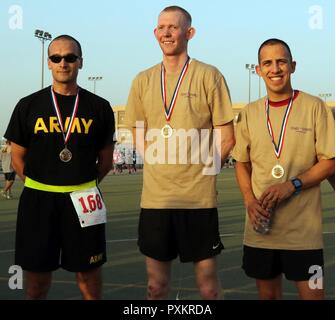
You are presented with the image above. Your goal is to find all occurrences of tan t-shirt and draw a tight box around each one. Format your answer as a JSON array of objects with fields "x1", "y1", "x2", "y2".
[
  {"x1": 125, "y1": 59, "x2": 234, "y2": 208},
  {"x1": 232, "y1": 91, "x2": 335, "y2": 249}
]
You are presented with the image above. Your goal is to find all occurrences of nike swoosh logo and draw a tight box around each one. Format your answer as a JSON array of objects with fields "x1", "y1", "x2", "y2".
[{"x1": 212, "y1": 243, "x2": 220, "y2": 250}]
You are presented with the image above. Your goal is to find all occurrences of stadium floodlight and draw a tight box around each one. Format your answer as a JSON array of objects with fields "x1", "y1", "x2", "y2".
[
  {"x1": 88, "y1": 76, "x2": 103, "y2": 94},
  {"x1": 34, "y1": 29, "x2": 52, "y2": 89},
  {"x1": 35, "y1": 30, "x2": 42, "y2": 37},
  {"x1": 319, "y1": 93, "x2": 332, "y2": 104},
  {"x1": 245, "y1": 64, "x2": 256, "y2": 103}
]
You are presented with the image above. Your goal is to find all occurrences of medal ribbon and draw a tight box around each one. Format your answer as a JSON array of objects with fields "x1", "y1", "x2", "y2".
[
  {"x1": 50, "y1": 87, "x2": 80, "y2": 145},
  {"x1": 160, "y1": 57, "x2": 191, "y2": 122},
  {"x1": 265, "y1": 91, "x2": 294, "y2": 159}
]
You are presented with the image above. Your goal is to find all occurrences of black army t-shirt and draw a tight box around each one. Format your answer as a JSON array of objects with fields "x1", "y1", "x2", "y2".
[{"x1": 5, "y1": 86, "x2": 115, "y2": 185}]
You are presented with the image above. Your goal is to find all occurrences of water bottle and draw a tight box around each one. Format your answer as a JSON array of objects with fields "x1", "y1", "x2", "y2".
[{"x1": 254, "y1": 208, "x2": 274, "y2": 234}]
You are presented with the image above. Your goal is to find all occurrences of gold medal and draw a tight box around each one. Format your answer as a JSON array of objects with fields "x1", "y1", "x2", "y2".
[
  {"x1": 271, "y1": 164, "x2": 284, "y2": 179},
  {"x1": 59, "y1": 147, "x2": 72, "y2": 162},
  {"x1": 161, "y1": 124, "x2": 173, "y2": 139}
]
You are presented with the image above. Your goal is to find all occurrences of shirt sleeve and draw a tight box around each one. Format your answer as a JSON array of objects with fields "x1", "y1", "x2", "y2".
[
  {"x1": 207, "y1": 70, "x2": 234, "y2": 127},
  {"x1": 99, "y1": 101, "x2": 115, "y2": 150},
  {"x1": 4, "y1": 99, "x2": 30, "y2": 148},
  {"x1": 232, "y1": 108, "x2": 251, "y2": 162}
]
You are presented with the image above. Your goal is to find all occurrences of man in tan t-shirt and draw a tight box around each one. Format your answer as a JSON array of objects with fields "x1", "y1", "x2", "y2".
[
  {"x1": 125, "y1": 6, "x2": 235, "y2": 299},
  {"x1": 233, "y1": 38, "x2": 335, "y2": 300}
]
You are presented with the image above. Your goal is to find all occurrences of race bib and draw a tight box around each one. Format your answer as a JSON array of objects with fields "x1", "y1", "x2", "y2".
[{"x1": 70, "y1": 187, "x2": 107, "y2": 228}]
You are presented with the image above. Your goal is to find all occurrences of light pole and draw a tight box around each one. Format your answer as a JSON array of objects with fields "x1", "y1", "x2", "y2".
[
  {"x1": 88, "y1": 76, "x2": 103, "y2": 94},
  {"x1": 245, "y1": 64, "x2": 255, "y2": 103},
  {"x1": 252, "y1": 70, "x2": 262, "y2": 99},
  {"x1": 319, "y1": 93, "x2": 332, "y2": 104},
  {"x1": 34, "y1": 30, "x2": 52, "y2": 89}
]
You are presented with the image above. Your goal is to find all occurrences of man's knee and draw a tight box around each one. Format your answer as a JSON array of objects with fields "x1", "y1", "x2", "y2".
[
  {"x1": 198, "y1": 282, "x2": 221, "y2": 300},
  {"x1": 76, "y1": 268, "x2": 102, "y2": 300},
  {"x1": 25, "y1": 272, "x2": 51, "y2": 300},
  {"x1": 147, "y1": 279, "x2": 170, "y2": 300},
  {"x1": 255, "y1": 275, "x2": 282, "y2": 300}
]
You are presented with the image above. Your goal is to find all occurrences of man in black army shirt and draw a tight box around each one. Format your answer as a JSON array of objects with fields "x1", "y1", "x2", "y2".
[{"x1": 5, "y1": 35, "x2": 115, "y2": 299}]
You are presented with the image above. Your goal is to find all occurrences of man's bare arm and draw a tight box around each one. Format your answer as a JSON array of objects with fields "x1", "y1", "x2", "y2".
[
  {"x1": 10, "y1": 142, "x2": 27, "y2": 181},
  {"x1": 235, "y1": 161, "x2": 270, "y2": 228},
  {"x1": 214, "y1": 121, "x2": 235, "y2": 168},
  {"x1": 261, "y1": 158, "x2": 335, "y2": 210},
  {"x1": 97, "y1": 143, "x2": 115, "y2": 184}
]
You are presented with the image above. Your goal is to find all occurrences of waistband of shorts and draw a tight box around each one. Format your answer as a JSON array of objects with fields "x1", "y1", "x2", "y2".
[{"x1": 24, "y1": 176, "x2": 96, "y2": 193}]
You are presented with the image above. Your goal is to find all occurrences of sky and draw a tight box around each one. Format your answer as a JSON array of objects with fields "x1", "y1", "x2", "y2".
[{"x1": 0, "y1": 0, "x2": 334, "y2": 135}]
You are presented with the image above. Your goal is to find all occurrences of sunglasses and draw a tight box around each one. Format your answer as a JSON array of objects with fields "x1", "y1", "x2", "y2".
[{"x1": 49, "y1": 54, "x2": 80, "y2": 63}]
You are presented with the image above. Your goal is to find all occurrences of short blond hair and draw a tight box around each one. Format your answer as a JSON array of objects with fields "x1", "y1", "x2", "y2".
[{"x1": 160, "y1": 6, "x2": 192, "y2": 27}]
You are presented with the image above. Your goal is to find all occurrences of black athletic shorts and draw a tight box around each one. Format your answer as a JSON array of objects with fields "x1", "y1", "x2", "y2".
[
  {"x1": 4, "y1": 172, "x2": 16, "y2": 181},
  {"x1": 15, "y1": 187, "x2": 106, "y2": 272},
  {"x1": 242, "y1": 245, "x2": 324, "y2": 281},
  {"x1": 138, "y1": 208, "x2": 223, "y2": 263}
]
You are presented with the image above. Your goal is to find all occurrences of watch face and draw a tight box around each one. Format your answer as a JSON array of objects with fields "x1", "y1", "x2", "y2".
[{"x1": 292, "y1": 178, "x2": 302, "y2": 189}]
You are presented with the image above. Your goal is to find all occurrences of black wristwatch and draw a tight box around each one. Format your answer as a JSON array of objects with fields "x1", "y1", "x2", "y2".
[{"x1": 290, "y1": 177, "x2": 303, "y2": 195}]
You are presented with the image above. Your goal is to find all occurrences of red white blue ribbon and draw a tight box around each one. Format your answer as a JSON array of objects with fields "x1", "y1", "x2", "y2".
[
  {"x1": 161, "y1": 57, "x2": 191, "y2": 122},
  {"x1": 265, "y1": 91, "x2": 294, "y2": 159},
  {"x1": 50, "y1": 87, "x2": 80, "y2": 145}
]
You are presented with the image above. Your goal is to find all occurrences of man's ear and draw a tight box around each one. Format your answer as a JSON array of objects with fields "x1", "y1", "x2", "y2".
[
  {"x1": 186, "y1": 27, "x2": 196, "y2": 40},
  {"x1": 154, "y1": 28, "x2": 159, "y2": 41}
]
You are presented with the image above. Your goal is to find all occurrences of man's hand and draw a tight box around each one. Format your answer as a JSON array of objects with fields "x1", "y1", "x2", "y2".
[
  {"x1": 259, "y1": 181, "x2": 295, "y2": 211},
  {"x1": 245, "y1": 197, "x2": 270, "y2": 230}
]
